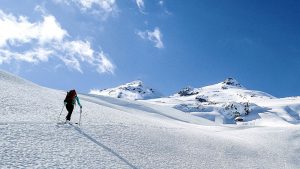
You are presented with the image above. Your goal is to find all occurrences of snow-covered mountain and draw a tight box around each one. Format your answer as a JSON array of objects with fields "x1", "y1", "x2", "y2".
[
  {"x1": 88, "y1": 77, "x2": 300, "y2": 126},
  {"x1": 89, "y1": 80, "x2": 162, "y2": 100},
  {"x1": 146, "y1": 78, "x2": 300, "y2": 125},
  {"x1": 1, "y1": 70, "x2": 300, "y2": 168}
]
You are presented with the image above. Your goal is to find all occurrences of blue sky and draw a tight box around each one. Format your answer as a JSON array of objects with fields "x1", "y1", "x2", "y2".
[{"x1": 0, "y1": 0, "x2": 300, "y2": 97}]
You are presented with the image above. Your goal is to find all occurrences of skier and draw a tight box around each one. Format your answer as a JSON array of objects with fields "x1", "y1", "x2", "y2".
[{"x1": 64, "y1": 89, "x2": 82, "y2": 122}]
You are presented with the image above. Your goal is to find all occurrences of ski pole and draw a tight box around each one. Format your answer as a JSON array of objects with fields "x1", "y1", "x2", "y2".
[
  {"x1": 78, "y1": 108, "x2": 82, "y2": 126},
  {"x1": 57, "y1": 104, "x2": 65, "y2": 122}
]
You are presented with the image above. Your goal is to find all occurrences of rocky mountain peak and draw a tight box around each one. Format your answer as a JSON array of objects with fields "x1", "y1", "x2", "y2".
[{"x1": 222, "y1": 77, "x2": 242, "y2": 87}]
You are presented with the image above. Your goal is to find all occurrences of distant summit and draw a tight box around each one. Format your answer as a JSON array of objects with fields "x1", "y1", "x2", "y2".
[
  {"x1": 89, "y1": 80, "x2": 162, "y2": 100},
  {"x1": 221, "y1": 77, "x2": 243, "y2": 88},
  {"x1": 125, "y1": 80, "x2": 143, "y2": 88}
]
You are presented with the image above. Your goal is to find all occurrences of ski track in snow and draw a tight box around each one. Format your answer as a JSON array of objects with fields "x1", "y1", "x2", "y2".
[
  {"x1": 1, "y1": 70, "x2": 300, "y2": 168},
  {"x1": 0, "y1": 124, "x2": 133, "y2": 169}
]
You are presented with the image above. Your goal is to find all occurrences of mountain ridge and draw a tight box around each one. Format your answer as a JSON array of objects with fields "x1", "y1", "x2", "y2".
[{"x1": 89, "y1": 80, "x2": 163, "y2": 100}]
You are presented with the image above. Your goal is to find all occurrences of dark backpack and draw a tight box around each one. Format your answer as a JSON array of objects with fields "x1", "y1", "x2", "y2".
[{"x1": 64, "y1": 90, "x2": 77, "y2": 104}]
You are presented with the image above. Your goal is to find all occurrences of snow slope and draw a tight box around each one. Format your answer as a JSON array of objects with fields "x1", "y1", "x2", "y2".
[
  {"x1": 147, "y1": 78, "x2": 300, "y2": 126},
  {"x1": 89, "y1": 80, "x2": 162, "y2": 100},
  {"x1": 1, "y1": 70, "x2": 300, "y2": 169}
]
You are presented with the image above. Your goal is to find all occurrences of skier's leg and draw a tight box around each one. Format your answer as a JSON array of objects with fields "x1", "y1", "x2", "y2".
[{"x1": 65, "y1": 104, "x2": 74, "y2": 121}]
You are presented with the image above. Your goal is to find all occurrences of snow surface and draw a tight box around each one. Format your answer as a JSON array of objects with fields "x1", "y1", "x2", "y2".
[{"x1": 1, "y1": 70, "x2": 300, "y2": 168}]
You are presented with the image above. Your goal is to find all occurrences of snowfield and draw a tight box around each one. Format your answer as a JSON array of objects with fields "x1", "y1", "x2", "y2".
[{"x1": 1, "y1": 70, "x2": 300, "y2": 169}]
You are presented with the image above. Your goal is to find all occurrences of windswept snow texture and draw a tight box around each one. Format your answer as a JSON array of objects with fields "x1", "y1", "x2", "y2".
[
  {"x1": 1, "y1": 71, "x2": 300, "y2": 168},
  {"x1": 90, "y1": 80, "x2": 162, "y2": 100},
  {"x1": 148, "y1": 78, "x2": 300, "y2": 126}
]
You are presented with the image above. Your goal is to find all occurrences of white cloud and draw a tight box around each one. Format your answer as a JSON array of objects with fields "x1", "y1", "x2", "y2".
[
  {"x1": 96, "y1": 51, "x2": 115, "y2": 74},
  {"x1": 62, "y1": 40, "x2": 94, "y2": 62},
  {"x1": 0, "y1": 48, "x2": 54, "y2": 64},
  {"x1": 59, "y1": 54, "x2": 83, "y2": 73},
  {"x1": 59, "y1": 40, "x2": 115, "y2": 74},
  {"x1": 136, "y1": 0, "x2": 146, "y2": 14},
  {"x1": 54, "y1": 0, "x2": 118, "y2": 19},
  {"x1": 78, "y1": 0, "x2": 116, "y2": 12},
  {"x1": 137, "y1": 27, "x2": 164, "y2": 49},
  {"x1": 38, "y1": 16, "x2": 68, "y2": 44},
  {"x1": 0, "y1": 11, "x2": 67, "y2": 47},
  {"x1": 0, "y1": 10, "x2": 116, "y2": 74}
]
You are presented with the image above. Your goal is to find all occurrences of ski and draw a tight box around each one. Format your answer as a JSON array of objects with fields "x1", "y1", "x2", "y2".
[
  {"x1": 69, "y1": 122, "x2": 80, "y2": 126},
  {"x1": 57, "y1": 120, "x2": 80, "y2": 125}
]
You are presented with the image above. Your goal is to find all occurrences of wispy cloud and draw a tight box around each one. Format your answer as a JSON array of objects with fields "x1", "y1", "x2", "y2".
[
  {"x1": 79, "y1": 0, "x2": 117, "y2": 12},
  {"x1": 158, "y1": 0, "x2": 172, "y2": 15},
  {"x1": 136, "y1": 0, "x2": 146, "y2": 14},
  {"x1": 53, "y1": 0, "x2": 118, "y2": 19},
  {"x1": 158, "y1": 0, "x2": 164, "y2": 6},
  {"x1": 97, "y1": 51, "x2": 115, "y2": 74},
  {"x1": 0, "y1": 48, "x2": 54, "y2": 64},
  {"x1": 62, "y1": 40, "x2": 94, "y2": 63},
  {"x1": 137, "y1": 27, "x2": 164, "y2": 49},
  {"x1": 34, "y1": 4, "x2": 47, "y2": 15},
  {"x1": 59, "y1": 40, "x2": 116, "y2": 74},
  {"x1": 0, "y1": 10, "x2": 116, "y2": 74}
]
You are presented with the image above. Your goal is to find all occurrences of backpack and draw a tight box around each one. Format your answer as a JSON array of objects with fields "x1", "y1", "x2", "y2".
[{"x1": 64, "y1": 89, "x2": 77, "y2": 104}]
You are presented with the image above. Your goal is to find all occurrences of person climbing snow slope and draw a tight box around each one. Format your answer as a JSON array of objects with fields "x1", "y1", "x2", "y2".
[{"x1": 64, "y1": 89, "x2": 82, "y2": 122}]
